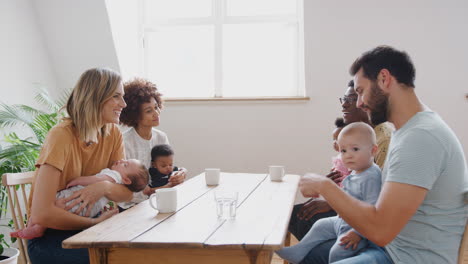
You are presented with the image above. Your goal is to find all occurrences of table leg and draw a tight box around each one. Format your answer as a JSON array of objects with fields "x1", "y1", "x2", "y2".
[
  {"x1": 245, "y1": 249, "x2": 273, "y2": 264},
  {"x1": 89, "y1": 248, "x2": 107, "y2": 264},
  {"x1": 283, "y1": 232, "x2": 291, "y2": 264}
]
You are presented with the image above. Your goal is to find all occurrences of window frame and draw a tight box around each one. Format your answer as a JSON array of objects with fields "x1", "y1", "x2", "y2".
[{"x1": 137, "y1": 0, "x2": 306, "y2": 100}]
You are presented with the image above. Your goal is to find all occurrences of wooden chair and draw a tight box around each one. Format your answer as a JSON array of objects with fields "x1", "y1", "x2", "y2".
[
  {"x1": 459, "y1": 220, "x2": 468, "y2": 264},
  {"x1": 2, "y1": 171, "x2": 34, "y2": 264}
]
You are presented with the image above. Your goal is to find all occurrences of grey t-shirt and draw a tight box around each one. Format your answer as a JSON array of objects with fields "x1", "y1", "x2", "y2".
[
  {"x1": 383, "y1": 111, "x2": 468, "y2": 264},
  {"x1": 339, "y1": 163, "x2": 381, "y2": 235}
]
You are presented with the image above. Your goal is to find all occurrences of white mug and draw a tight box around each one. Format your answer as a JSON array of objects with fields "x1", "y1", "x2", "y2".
[
  {"x1": 149, "y1": 188, "x2": 177, "y2": 213},
  {"x1": 269, "y1": 165, "x2": 285, "y2": 181},
  {"x1": 205, "y1": 168, "x2": 220, "y2": 186}
]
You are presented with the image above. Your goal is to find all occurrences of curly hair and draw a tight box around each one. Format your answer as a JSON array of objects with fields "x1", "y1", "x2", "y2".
[
  {"x1": 120, "y1": 78, "x2": 163, "y2": 128},
  {"x1": 334, "y1": 117, "x2": 346, "y2": 129}
]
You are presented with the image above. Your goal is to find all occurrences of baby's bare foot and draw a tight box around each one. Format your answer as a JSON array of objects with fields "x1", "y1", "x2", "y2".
[{"x1": 10, "y1": 225, "x2": 46, "y2": 239}]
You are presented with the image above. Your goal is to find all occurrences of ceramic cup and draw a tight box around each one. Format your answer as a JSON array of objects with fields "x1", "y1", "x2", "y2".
[
  {"x1": 205, "y1": 168, "x2": 221, "y2": 186},
  {"x1": 269, "y1": 165, "x2": 285, "y2": 181},
  {"x1": 149, "y1": 188, "x2": 177, "y2": 213}
]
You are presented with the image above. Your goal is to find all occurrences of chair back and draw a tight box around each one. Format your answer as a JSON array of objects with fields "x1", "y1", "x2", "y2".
[
  {"x1": 2, "y1": 171, "x2": 34, "y2": 264},
  {"x1": 459, "y1": 220, "x2": 468, "y2": 264}
]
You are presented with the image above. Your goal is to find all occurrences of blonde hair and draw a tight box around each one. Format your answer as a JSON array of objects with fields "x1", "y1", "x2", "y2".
[
  {"x1": 66, "y1": 68, "x2": 122, "y2": 143},
  {"x1": 338, "y1": 122, "x2": 377, "y2": 146}
]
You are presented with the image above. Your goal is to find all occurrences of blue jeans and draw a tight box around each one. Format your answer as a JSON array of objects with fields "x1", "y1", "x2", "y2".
[
  {"x1": 28, "y1": 228, "x2": 89, "y2": 264},
  {"x1": 278, "y1": 217, "x2": 368, "y2": 264},
  {"x1": 300, "y1": 240, "x2": 394, "y2": 264},
  {"x1": 288, "y1": 203, "x2": 337, "y2": 241}
]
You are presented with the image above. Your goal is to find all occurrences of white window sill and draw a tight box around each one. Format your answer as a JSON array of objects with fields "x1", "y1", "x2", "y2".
[{"x1": 164, "y1": 96, "x2": 310, "y2": 102}]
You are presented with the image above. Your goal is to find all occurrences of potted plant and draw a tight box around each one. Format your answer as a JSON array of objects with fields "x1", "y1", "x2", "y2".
[
  {"x1": 0, "y1": 233, "x2": 19, "y2": 263},
  {"x1": 0, "y1": 87, "x2": 69, "y2": 263},
  {"x1": 1, "y1": 221, "x2": 19, "y2": 264},
  {"x1": 0, "y1": 87, "x2": 68, "y2": 205}
]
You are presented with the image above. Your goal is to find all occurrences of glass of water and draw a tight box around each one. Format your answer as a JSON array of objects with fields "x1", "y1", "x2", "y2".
[{"x1": 214, "y1": 190, "x2": 238, "y2": 219}]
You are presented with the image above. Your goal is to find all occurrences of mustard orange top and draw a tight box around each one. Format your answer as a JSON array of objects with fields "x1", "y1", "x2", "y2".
[{"x1": 29, "y1": 120, "x2": 124, "y2": 211}]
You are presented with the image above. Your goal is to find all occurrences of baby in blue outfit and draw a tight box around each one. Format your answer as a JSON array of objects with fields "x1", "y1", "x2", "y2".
[{"x1": 277, "y1": 122, "x2": 382, "y2": 263}]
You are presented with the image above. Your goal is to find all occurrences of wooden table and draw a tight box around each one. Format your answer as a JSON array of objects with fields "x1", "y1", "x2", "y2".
[{"x1": 63, "y1": 172, "x2": 299, "y2": 264}]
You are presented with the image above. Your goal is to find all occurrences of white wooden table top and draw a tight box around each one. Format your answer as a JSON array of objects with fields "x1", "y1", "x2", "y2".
[{"x1": 63, "y1": 172, "x2": 299, "y2": 251}]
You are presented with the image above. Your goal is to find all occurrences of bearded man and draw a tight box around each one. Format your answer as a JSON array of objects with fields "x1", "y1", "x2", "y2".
[{"x1": 297, "y1": 46, "x2": 467, "y2": 264}]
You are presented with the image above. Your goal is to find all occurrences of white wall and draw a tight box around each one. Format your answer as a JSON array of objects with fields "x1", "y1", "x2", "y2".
[
  {"x1": 0, "y1": 0, "x2": 57, "y2": 247},
  {"x1": 1, "y1": 0, "x2": 467, "y2": 180},
  {"x1": 160, "y1": 0, "x2": 468, "y2": 178},
  {"x1": 0, "y1": 0, "x2": 56, "y2": 138},
  {"x1": 31, "y1": 0, "x2": 120, "y2": 90},
  {"x1": 104, "y1": 0, "x2": 140, "y2": 80}
]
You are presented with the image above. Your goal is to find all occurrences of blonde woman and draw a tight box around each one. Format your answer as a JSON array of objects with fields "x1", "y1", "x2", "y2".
[{"x1": 27, "y1": 68, "x2": 132, "y2": 263}]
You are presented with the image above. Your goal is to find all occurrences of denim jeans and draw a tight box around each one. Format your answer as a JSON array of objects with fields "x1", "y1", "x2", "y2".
[
  {"x1": 300, "y1": 240, "x2": 394, "y2": 264},
  {"x1": 279, "y1": 216, "x2": 369, "y2": 264},
  {"x1": 28, "y1": 228, "x2": 89, "y2": 264}
]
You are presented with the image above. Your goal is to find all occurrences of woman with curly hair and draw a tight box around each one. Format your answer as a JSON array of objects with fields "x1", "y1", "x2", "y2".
[{"x1": 118, "y1": 78, "x2": 186, "y2": 209}]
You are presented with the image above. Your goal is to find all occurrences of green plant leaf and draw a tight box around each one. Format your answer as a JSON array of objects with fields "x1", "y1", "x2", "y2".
[
  {"x1": 0, "y1": 234, "x2": 4, "y2": 255},
  {"x1": 30, "y1": 113, "x2": 59, "y2": 143},
  {"x1": 0, "y1": 103, "x2": 35, "y2": 128},
  {"x1": 16, "y1": 105, "x2": 46, "y2": 117},
  {"x1": 35, "y1": 87, "x2": 59, "y2": 112},
  {"x1": 0, "y1": 86, "x2": 66, "y2": 220},
  {"x1": 55, "y1": 88, "x2": 72, "y2": 112}
]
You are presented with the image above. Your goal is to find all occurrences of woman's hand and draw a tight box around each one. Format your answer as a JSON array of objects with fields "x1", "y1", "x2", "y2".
[
  {"x1": 326, "y1": 170, "x2": 343, "y2": 185},
  {"x1": 297, "y1": 198, "x2": 333, "y2": 220},
  {"x1": 299, "y1": 173, "x2": 332, "y2": 198},
  {"x1": 63, "y1": 182, "x2": 107, "y2": 216},
  {"x1": 93, "y1": 207, "x2": 119, "y2": 225}
]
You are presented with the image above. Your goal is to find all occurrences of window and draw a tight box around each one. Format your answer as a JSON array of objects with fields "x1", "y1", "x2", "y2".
[{"x1": 106, "y1": 0, "x2": 305, "y2": 99}]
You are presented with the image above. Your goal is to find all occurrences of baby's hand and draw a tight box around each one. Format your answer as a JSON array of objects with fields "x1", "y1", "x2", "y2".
[
  {"x1": 143, "y1": 186, "x2": 153, "y2": 196},
  {"x1": 55, "y1": 198, "x2": 67, "y2": 209},
  {"x1": 168, "y1": 171, "x2": 185, "y2": 186},
  {"x1": 339, "y1": 230, "x2": 362, "y2": 250}
]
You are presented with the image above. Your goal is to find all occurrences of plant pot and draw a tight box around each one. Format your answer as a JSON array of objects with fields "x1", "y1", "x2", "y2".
[{"x1": 0, "y1": 248, "x2": 19, "y2": 264}]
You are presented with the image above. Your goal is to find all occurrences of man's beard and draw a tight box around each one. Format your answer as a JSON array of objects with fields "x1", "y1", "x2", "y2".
[{"x1": 368, "y1": 82, "x2": 389, "y2": 126}]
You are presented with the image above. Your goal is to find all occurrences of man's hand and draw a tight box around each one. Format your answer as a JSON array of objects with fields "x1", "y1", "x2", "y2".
[
  {"x1": 339, "y1": 230, "x2": 362, "y2": 250},
  {"x1": 299, "y1": 173, "x2": 331, "y2": 198},
  {"x1": 297, "y1": 198, "x2": 333, "y2": 220}
]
